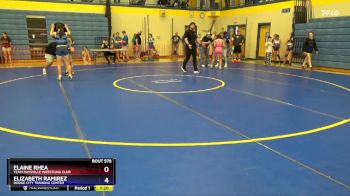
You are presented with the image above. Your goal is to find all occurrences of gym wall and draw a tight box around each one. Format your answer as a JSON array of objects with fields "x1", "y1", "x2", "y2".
[
  {"x1": 2, "y1": 0, "x2": 213, "y2": 57},
  {"x1": 312, "y1": 0, "x2": 350, "y2": 18},
  {"x1": 295, "y1": 0, "x2": 350, "y2": 69},
  {"x1": 1, "y1": 0, "x2": 108, "y2": 60},
  {"x1": 2, "y1": 0, "x2": 349, "y2": 61},
  {"x1": 214, "y1": 0, "x2": 349, "y2": 59},
  {"x1": 215, "y1": 1, "x2": 295, "y2": 59},
  {"x1": 110, "y1": 7, "x2": 213, "y2": 56}
]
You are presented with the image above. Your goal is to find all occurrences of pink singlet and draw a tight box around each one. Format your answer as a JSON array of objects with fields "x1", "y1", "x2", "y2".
[{"x1": 214, "y1": 39, "x2": 224, "y2": 57}]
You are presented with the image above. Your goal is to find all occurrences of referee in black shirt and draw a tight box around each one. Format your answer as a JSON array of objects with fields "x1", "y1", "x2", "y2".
[{"x1": 182, "y1": 22, "x2": 200, "y2": 74}]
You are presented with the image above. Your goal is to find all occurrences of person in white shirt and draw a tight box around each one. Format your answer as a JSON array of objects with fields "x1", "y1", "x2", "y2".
[{"x1": 265, "y1": 36, "x2": 273, "y2": 65}]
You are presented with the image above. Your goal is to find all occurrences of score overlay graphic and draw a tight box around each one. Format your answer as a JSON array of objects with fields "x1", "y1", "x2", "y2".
[{"x1": 7, "y1": 158, "x2": 116, "y2": 191}]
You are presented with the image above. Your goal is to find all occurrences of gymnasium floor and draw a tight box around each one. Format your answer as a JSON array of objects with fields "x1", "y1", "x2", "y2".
[{"x1": 0, "y1": 62, "x2": 350, "y2": 195}]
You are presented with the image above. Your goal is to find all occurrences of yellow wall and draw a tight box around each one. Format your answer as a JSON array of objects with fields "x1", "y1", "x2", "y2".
[
  {"x1": 312, "y1": 0, "x2": 350, "y2": 18},
  {"x1": 110, "y1": 7, "x2": 212, "y2": 56},
  {"x1": 215, "y1": 1, "x2": 294, "y2": 59}
]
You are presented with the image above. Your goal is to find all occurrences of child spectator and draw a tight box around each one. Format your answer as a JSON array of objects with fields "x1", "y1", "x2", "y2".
[
  {"x1": 82, "y1": 46, "x2": 91, "y2": 65},
  {"x1": 265, "y1": 36, "x2": 273, "y2": 65},
  {"x1": 172, "y1": 32, "x2": 181, "y2": 56},
  {"x1": 148, "y1": 33, "x2": 155, "y2": 57}
]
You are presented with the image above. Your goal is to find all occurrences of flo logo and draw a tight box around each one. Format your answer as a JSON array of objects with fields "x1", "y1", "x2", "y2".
[{"x1": 321, "y1": 10, "x2": 339, "y2": 16}]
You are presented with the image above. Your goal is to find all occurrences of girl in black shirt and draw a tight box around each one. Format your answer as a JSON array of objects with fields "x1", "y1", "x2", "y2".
[
  {"x1": 302, "y1": 32, "x2": 319, "y2": 70},
  {"x1": 272, "y1": 34, "x2": 281, "y2": 64},
  {"x1": 135, "y1": 32, "x2": 142, "y2": 60},
  {"x1": 284, "y1": 34, "x2": 294, "y2": 65}
]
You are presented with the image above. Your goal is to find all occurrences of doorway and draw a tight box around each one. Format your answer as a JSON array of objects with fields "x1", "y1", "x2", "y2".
[
  {"x1": 26, "y1": 16, "x2": 47, "y2": 59},
  {"x1": 256, "y1": 23, "x2": 271, "y2": 59}
]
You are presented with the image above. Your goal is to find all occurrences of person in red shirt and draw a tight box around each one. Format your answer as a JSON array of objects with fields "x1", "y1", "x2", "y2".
[{"x1": 1, "y1": 32, "x2": 12, "y2": 65}]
